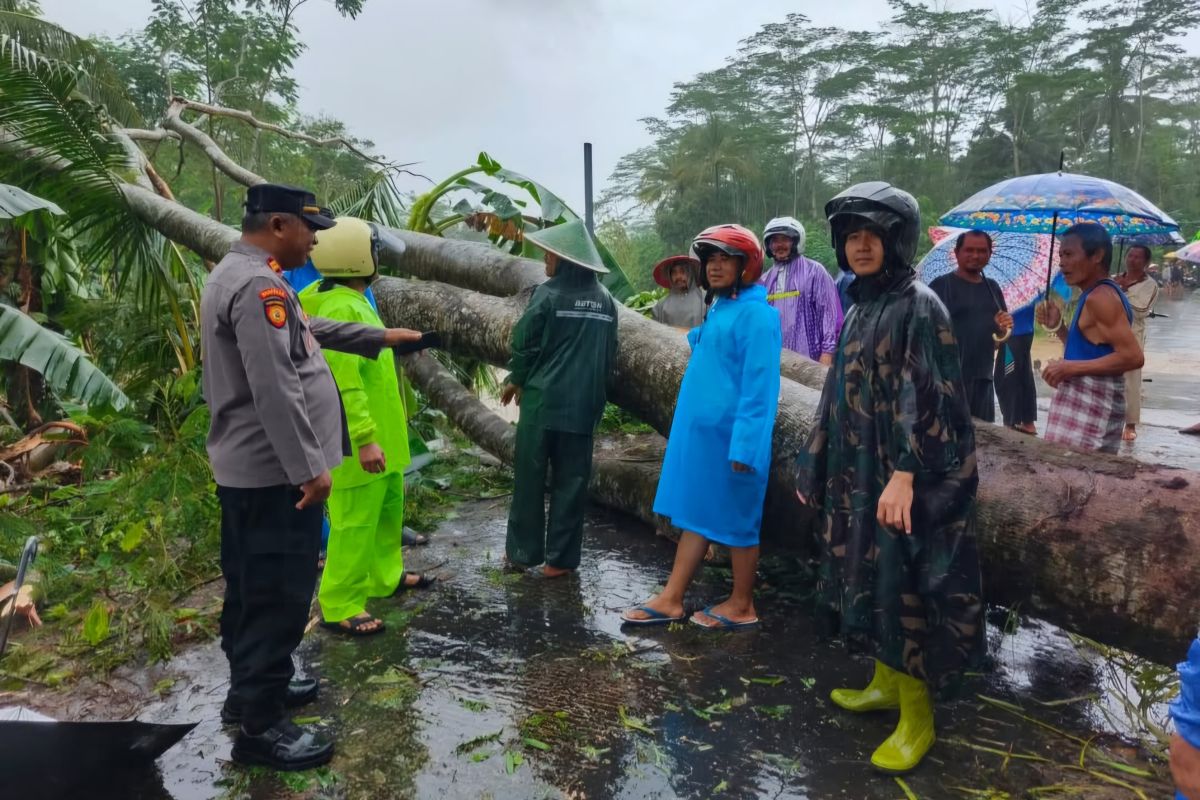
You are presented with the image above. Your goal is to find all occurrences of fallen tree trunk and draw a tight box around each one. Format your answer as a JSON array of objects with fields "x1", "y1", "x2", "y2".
[
  {"x1": 377, "y1": 277, "x2": 1200, "y2": 665},
  {"x1": 117, "y1": 185, "x2": 1200, "y2": 663},
  {"x1": 399, "y1": 353, "x2": 664, "y2": 527}
]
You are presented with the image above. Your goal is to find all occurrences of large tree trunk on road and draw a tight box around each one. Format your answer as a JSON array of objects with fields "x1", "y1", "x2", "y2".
[
  {"x1": 377, "y1": 276, "x2": 1200, "y2": 665},
  {"x1": 118, "y1": 185, "x2": 1200, "y2": 664},
  {"x1": 398, "y1": 353, "x2": 664, "y2": 527}
]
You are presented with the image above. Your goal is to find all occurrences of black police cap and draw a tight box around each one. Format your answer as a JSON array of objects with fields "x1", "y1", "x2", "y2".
[{"x1": 244, "y1": 184, "x2": 336, "y2": 230}]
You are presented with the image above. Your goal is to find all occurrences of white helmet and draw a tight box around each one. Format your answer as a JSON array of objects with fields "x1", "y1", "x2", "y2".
[{"x1": 763, "y1": 216, "x2": 806, "y2": 258}]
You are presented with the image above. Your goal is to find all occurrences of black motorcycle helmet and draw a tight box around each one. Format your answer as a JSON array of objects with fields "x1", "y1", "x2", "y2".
[{"x1": 825, "y1": 181, "x2": 921, "y2": 273}]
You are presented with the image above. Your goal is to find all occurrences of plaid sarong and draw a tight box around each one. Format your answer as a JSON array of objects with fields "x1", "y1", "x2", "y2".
[{"x1": 1044, "y1": 375, "x2": 1126, "y2": 453}]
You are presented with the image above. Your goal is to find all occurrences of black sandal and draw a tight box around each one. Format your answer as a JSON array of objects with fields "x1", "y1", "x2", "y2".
[
  {"x1": 320, "y1": 613, "x2": 385, "y2": 637},
  {"x1": 391, "y1": 571, "x2": 436, "y2": 594}
]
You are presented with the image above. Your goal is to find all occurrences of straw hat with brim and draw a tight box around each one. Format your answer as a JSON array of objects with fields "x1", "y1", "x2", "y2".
[
  {"x1": 525, "y1": 220, "x2": 609, "y2": 273},
  {"x1": 653, "y1": 255, "x2": 700, "y2": 289}
]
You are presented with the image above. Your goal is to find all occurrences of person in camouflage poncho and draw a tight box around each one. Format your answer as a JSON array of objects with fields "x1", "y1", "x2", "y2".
[{"x1": 795, "y1": 182, "x2": 986, "y2": 774}]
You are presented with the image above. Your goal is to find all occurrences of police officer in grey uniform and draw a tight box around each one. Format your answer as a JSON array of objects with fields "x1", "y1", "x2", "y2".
[{"x1": 201, "y1": 184, "x2": 421, "y2": 770}]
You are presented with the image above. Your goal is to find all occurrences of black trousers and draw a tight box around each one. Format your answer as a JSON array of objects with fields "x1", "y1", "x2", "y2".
[
  {"x1": 965, "y1": 378, "x2": 996, "y2": 423},
  {"x1": 217, "y1": 484, "x2": 322, "y2": 731},
  {"x1": 994, "y1": 333, "x2": 1038, "y2": 427}
]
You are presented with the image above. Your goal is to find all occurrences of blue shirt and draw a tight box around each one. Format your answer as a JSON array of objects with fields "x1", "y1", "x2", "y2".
[
  {"x1": 1014, "y1": 273, "x2": 1070, "y2": 337},
  {"x1": 1011, "y1": 303, "x2": 1035, "y2": 336},
  {"x1": 283, "y1": 260, "x2": 377, "y2": 312},
  {"x1": 1173, "y1": 636, "x2": 1200, "y2": 749},
  {"x1": 835, "y1": 270, "x2": 855, "y2": 314}
]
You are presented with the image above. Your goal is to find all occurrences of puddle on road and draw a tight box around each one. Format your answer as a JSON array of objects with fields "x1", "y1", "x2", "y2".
[{"x1": 58, "y1": 498, "x2": 1172, "y2": 800}]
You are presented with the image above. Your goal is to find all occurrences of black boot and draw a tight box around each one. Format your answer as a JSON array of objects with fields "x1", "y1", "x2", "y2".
[
  {"x1": 221, "y1": 678, "x2": 319, "y2": 725},
  {"x1": 231, "y1": 718, "x2": 334, "y2": 771}
]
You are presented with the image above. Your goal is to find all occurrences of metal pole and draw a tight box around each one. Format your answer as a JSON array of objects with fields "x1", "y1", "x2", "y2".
[
  {"x1": 1046, "y1": 210, "x2": 1060, "y2": 299},
  {"x1": 0, "y1": 536, "x2": 38, "y2": 660},
  {"x1": 583, "y1": 142, "x2": 595, "y2": 235}
]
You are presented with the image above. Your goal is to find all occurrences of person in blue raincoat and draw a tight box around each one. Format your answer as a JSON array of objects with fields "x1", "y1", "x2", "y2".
[
  {"x1": 1172, "y1": 635, "x2": 1200, "y2": 799},
  {"x1": 621, "y1": 223, "x2": 781, "y2": 629}
]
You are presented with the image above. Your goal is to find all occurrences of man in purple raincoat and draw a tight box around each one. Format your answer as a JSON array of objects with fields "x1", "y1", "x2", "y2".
[{"x1": 759, "y1": 216, "x2": 843, "y2": 365}]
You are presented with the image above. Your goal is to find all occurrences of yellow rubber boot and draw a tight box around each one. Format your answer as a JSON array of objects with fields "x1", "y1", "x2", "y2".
[
  {"x1": 870, "y1": 670, "x2": 935, "y2": 773},
  {"x1": 830, "y1": 659, "x2": 900, "y2": 712}
]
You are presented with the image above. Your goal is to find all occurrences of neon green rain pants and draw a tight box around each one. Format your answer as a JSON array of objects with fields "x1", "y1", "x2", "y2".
[{"x1": 319, "y1": 471, "x2": 405, "y2": 622}]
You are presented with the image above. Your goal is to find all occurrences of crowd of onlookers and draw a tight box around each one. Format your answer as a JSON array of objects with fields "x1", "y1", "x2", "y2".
[{"x1": 653, "y1": 217, "x2": 1164, "y2": 449}]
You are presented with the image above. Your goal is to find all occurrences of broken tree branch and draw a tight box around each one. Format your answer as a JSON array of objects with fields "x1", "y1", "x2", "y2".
[
  {"x1": 163, "y1": 100, "x2": 266, "y2": 187},
  {"x1": 167, "y1": 96, "x2": 402, "y2": 174},
  {"x1": 121, "y1": 128, "x2": 181, "y2": 143}
]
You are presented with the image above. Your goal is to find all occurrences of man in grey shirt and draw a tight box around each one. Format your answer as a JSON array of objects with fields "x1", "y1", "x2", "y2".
[{"x1": 201, "y1": 184, "x2": 420, "y2": 770}]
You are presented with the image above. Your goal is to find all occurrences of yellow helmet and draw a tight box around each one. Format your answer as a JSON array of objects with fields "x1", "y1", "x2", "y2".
[{"x1": 311, "y1": 216, "x2": 379, "y2": 278}]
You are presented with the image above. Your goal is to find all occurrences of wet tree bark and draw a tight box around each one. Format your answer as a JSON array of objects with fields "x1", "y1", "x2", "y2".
[
  {"x1": 376, "y1": 276, "x2": 1200, "y2": 666},
  {"x1": 118, "y1": 186, "x2": 1200, "y2": 664},
  {"x1": 397, "y1": 353, "x2": 664, "y2": 528}
]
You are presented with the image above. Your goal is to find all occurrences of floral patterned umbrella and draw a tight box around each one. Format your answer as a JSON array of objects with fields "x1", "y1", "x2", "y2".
[
  {"x1": 939, "y1": 171, "x2": 1179, "y2": 320},
  {"x1": 939, "y1": 172, "x2": 1180, "y2": 244}
]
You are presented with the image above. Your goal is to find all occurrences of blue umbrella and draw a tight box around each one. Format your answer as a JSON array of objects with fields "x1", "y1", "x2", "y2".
[
  {"x1": 939, "y1": 168, "x2": 1180, "y2": 319},
  {"x1": 939, "y1": 171, "x2": 1180, "y2": 241},
  {"x1": 1115, "y1": 230, "x2": 1186, "y2": 247}
]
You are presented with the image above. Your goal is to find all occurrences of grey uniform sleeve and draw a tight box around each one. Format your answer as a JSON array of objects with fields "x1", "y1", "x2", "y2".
[
  {"x1": 308, "y1": 315, "x2": 387, "y2": 358},
  {"x1": 232, "y1": 277, "x2": 328, "y2": 486}
]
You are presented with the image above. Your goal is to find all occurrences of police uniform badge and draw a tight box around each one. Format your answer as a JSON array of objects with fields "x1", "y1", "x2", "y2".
[{"x1": 259, "y1": 287, "x2": 288, "y2": 328}]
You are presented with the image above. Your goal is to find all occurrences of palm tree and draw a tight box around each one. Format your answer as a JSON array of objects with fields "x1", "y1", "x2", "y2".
[{"x1": 0, "y1": 24, "x2": 185, "y2": 414}]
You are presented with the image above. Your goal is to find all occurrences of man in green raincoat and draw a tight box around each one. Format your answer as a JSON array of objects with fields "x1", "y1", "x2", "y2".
[
  {"x1": 501, "y1": 221, "x2": 619, "y2": 577},
  {"x1": 301, "y1": 218, "x2": 434, "y2": 636},
  {"x1": 795, "y1": 182, "x2": 985, "y2": 774}
]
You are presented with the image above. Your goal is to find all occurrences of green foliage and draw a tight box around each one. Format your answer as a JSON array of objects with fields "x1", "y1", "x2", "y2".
[
  {"x1": 403, "y1": 445, "x2": 513, "y2": 533},
  {"x1": 0, "y1": 0, "x2": 142, "y2": 125},
  {"x1": 0, "y1": 27, "x2": 202, "y2": 380},
  {"x1": 0, "y1": 35, "x2": 144, "y2": 240},
  {"x1": 0, "y1": 1, "x2": 383, "y2": 413},
  {"x1": 623, "y1": 287, "x2": 666, "y2": 317},
  {"x1": 0, "y1": 396, "x2": 219, "y2": 674},
  {"x1": 597, "y1": 403, "x2": 654, "y2": 436},
  {"x1": 0, "y1": 302, "x2": 128, "y2": 409},
  {"x1": 596, "y1": 219, "x2": 668, "y2": 291},
  {"x1": 82, "y1": 600, "x2": 110, "y2": 645},
  {"x1": 605, "y1": 2, "x2": 1200, "y2": 254},
  {"x1": 411, "y1": 152, "x2": 635, "y2": 300}
]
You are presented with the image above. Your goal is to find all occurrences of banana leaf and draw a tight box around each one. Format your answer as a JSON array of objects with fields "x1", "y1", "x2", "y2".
[
  {"x1": 0, "y1": 303, "x2": 128, "y2": 409},
  {"x1": 464, "y1": 153, "x2": 635, "y2": 299},
  {"x1": 0, "y1": 182, "x2": 63, "y2": 219}
]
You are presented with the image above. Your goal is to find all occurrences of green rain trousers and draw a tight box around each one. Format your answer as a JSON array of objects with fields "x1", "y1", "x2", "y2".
[
  {"x1": 503, "y1": 263, "x2": 618, "y2": 570},
  {"x1": 321, "y1": 471, "x2": 405, "y2": 622},
  {"x1": 299, "y1": 282, "x2": 410, "y2": 623},
  {"x1": 506, "y1": 424, "x2": 594, "y2": 570}
]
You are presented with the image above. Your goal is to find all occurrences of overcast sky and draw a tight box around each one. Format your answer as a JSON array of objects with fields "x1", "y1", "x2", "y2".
[{"x1": 36, "y1": 0, "x2": 1198, "y2": 214}]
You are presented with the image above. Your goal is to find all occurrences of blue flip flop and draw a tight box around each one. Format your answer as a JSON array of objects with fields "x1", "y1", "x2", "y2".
[
  {"x1": 620, "y1": 605, "x2": 687, "y2": 626},
  {"x1": 690, "y1": 605, "x2": 759, "y2": 630}
]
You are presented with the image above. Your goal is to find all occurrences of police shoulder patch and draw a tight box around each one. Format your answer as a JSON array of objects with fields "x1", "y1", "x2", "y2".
[
  {"x1": 258, "y1": 287, "x2": 288, "y2": 301},
  {"x1": 263, "y1": 297, "x2": 287, "y2": 328}
]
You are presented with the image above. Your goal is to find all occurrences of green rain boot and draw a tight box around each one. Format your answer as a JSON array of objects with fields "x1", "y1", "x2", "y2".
[
  {"x1": 870, "y1": 669, "x2": 936, "y2": 773},
  {"x1": 830, "y1": 659, "x2": 900, "y2": 712}
]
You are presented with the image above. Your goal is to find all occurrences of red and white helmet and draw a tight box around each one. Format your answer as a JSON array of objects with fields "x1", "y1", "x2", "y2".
[{"x1": 692, "y1": 224, "x2": 765, "y2": 285}]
